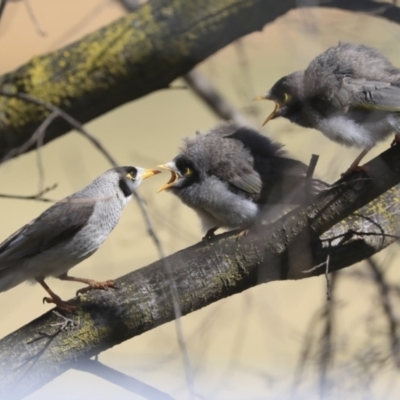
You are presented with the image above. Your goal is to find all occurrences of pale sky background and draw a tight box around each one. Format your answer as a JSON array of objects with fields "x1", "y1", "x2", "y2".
[{"x1": 1, "y1": 1, "x2": 400, "y2": 399}]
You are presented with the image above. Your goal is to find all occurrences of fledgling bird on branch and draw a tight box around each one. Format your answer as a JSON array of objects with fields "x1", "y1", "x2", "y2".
[
  {"x1": 157, "y1": 122, "x2": 327, "y2": 239},
  {"x1": 256, "y1": 43, "x2": 400, "y2": 174},
  {"x1": 0, "y1": 166, "x2": 160, "y2": 311}
]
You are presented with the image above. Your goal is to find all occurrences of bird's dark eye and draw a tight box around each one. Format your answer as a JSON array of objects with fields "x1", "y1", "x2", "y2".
[{"x1": 183, "y1": 167, "x2": 193, "y2": 177}]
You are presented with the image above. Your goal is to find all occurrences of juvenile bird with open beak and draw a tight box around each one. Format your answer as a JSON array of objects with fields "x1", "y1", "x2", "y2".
[
  {"x1": 158, "y1": 122, "x2": 327, "y2": 239},
  {"x1": 0, "y1": 166, "x2": 160, "y2": 311},
  {"x1": 256, "y1": 43, "x2": 400, "y2": 174}
]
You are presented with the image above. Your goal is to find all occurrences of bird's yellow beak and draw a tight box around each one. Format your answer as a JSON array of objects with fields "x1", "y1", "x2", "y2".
[
  {"x1": 157, "y1": 164, "x2": 179, "y2": 193},
  {"x1": 253, "y1": 95, "x2": 280, "y2": 126},
  {"x1": 141, "y1": 169, "x2": 161, "y2": 180}
]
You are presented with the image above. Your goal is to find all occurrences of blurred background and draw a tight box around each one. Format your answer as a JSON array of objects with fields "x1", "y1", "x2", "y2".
[{"x1": 1, "y1": 1, "x2": 400, "y2": 399}]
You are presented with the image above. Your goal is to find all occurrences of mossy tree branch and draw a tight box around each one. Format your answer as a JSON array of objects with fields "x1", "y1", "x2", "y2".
[
  {"x1": 0, "y1": 0, "x2": 282, "y2": 159},
  {"x1": 1, "y1": 0, "x2": 400, "y2": 160},
  {"x1": 1, "y1": 145, "x2": 400, "y2": 399}
]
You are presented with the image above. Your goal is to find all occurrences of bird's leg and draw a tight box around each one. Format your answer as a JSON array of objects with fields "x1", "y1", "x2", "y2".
[
  {"x1": 342, "y1": 148, "x2": 369, "y2": 176},
  {"x1": 202, "y1": 227, "x2": 219, "y2": 241},
  {"x1": 236, "y1": 228, "x2": 250, "y2": 240},
  {"x1": 391, "y1": 133, "x2": 400, "y2": 147},
  {"x1": 57, "y1": 273, "x2": 117, "y2": 296},
  {"x1": 36, "y1": 278, "x2": 76, "y2": 312}
]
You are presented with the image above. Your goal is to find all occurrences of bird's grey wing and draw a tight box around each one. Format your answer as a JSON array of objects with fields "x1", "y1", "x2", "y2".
[
  {"x1": 255, "y1": 156, "x2": 327, "y2": 205},
  {"x1": 0, "y1": 199, "x2": 95, "y2": 269},
  {"x1": 225, "y1": 161, "x2": 263, "y2": 195},
  {"x1": 331, "y1": 78, "x2": 400, "y2": 112},
  {"x1": 210, "y1": 126, "x2": 286, "y2": 196},
  {"x1": 209, "y1": 149, "x2": 263, "y2": 195},
  {"x1": 351, "y1": 81, "x2": 400, "y2": 112}
]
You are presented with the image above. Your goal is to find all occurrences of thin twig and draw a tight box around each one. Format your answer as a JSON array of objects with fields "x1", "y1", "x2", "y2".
[
  {"x1": 75, "y1": 359, "x2": 176, "y2": 400},
  {"x1": 23, "y1": 0, "x2": 46, "y2": 36},
  {"x1": 0, "y1": 0, "x2": 7, "y2": 23},
  {"x1": 325, "y1": 254, "x2": 332, "y2": 301},
  {"x1": 291, "y1": 307, "x2": 328, "y2": 396},
  {"x1": 0, "y1": 110, "x2": 58, "y2": 164},
  {"x1": 0, "y1": 183, "x2": 57, "y2": 202},
  {"x1": 0, "y1": 90, "x2": 118, "y2": 166},
  {"x1": 319, "y1": 273, "x2": 337, "y2": 398},
  {"x1": 367, "y1": 258, "x2": 400, "y2": 368},
  {"x1": 321, "y1": 230, "x2": 400, "y2": 244},
  {"x1": 183, "y1": 69, "x2": 253, "y2": 126},
  {"x1": 305, "y1": 154, "x2": 319, "y2": 202}
]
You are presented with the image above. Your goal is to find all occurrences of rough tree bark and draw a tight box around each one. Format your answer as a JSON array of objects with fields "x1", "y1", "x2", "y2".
[
  {"x1": 1, "y1": 145, "x2": 400, "y2": 399},
  {"x1": 0, "y1": 0, "x2": 399, "y2": 161},
  {"x1": 1, "y1": 0, "x2": 400, "y2": 399}
]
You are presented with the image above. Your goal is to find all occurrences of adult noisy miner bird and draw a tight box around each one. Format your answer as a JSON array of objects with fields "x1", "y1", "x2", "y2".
[
  {"x1": 157, "y1": 122, "x2": 327, "y2": 239},
  {"x1": 0, "y1": 166, "x2": 159, "y2": 311},
  {"x1": 256, "y1": 43, "x2": 400, "y2": 174}
]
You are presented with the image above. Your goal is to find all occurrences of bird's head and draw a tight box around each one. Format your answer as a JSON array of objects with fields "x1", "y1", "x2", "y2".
[
  {"x1": 157, "y1": 156, "x2": 199, "y2": 193},
  {"x1": 254, "y1": 71, "x2": 306, "y2": 126},
  {"x1": 113, "y1": 166, "x2": 160, "y2": 197}
]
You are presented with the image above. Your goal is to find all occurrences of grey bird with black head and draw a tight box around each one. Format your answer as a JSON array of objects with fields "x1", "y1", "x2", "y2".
[
  {"x1": 256, "y1": 43, "x2": 400, "y2": 174},
  {"x1": 158, "y1": 122, "x2": 327, "y2": 239},
  {"x1": 0, "y1": 166, "x2": 159, "y2": 311}
]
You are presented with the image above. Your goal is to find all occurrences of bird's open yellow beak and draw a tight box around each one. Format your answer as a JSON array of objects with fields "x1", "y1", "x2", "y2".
[
  {"x1": 141, "y1": 169, "x2": 161, "y2": 180},
  {"x1": 157, "y1": 164, "x2": 179, "y2": 193},
  {"x1": 253, "y1": 95, "x2": 280, "y2": 126}
]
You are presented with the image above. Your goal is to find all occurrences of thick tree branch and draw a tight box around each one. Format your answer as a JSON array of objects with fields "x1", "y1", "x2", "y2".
[
  {"x1": 1, "y1": 0, "x2": 400, "y2": 160},
  {"x1": 1, "y1": 145, "x2": 400, "y2": 399},
  {"x1": 0, "y1": 0, "x2": 280, "y2": 160}
]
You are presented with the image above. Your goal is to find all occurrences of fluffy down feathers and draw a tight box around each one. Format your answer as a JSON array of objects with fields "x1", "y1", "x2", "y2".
[{"x1": 162, "y1": 122, "x2": 327, "y2": 234}]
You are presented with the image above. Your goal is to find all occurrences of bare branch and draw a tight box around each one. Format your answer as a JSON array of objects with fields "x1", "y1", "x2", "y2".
[
  {"x1": 0, "y1": 0, "x2": 7, "y2": 22},
  {"x1": 318, "y1": 273, "x2": 338, "y2": 397},
  {"x1": 23, "y1": 0, "x2": 46, "y2": 36},
  {"x1": 0, "y1": 184, "x2": 57, "y2": 203},
  {"x1": 0, "y1": 110, "x2": 58, "y2": 164},
  {"x1": 305, "y1": 154, "x2": 319, "y2": 202},
  {"x1": 0, "y1": 90, "x2": 118, "y2": 166},
  {"x1": 75, "y1": 359, "x2": 176, "y2": 400},
  {"x1": 367, "y1": 258, "x2": 400, "y2": 368},
  {"x1": 183, "y1": 70, "x2": 253, "y2": 126}
]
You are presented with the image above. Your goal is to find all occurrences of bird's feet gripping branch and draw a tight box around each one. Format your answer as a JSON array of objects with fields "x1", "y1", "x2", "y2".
[
  {"x1": 57, "y1": 273, "x2": 117, "y2": 296},
  {"x1": 37, "y1": 278, "x2": 77, "y2": 312},
  {"x1": 391, "y1": 133, "x2": 400, "y2": 147}
]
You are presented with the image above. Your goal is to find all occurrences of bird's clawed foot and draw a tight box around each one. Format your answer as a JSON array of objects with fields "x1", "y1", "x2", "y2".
[
  {"x1": 391, "y1": 133, "x2": 400, "y2": 147},
  {"x1": 42, "y1": 294, "x2": 76, "y2": 312},
  {"x1": 236, "y1": 228, "x2": 250, "y2": 240},
  {"x1": 341, "y1": 165, "x2": 364, "y2": 177},
  {"x1": 76, "y1": 280, "x2": 117, "y2": 296},
  {"x1": 341, "y1": 148, "x2": 369, "y2": 177},
  {"x1": 202, "y1": 227, "x2": 219, "y2": 241}
]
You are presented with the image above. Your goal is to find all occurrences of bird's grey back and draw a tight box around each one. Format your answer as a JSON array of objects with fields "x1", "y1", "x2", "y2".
[
  {"x1": 181, "y1": 124, "x2": 284, "y2": 180},
  {"x1": 0, "y1": 169, "x2": 126, "y2": 272},
  {"x1": 181, "y1": 123, "x2": 326, "y2": 204},
  {"x1": 305, "y1": 43, "x2": 400, "y2": 99}
]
